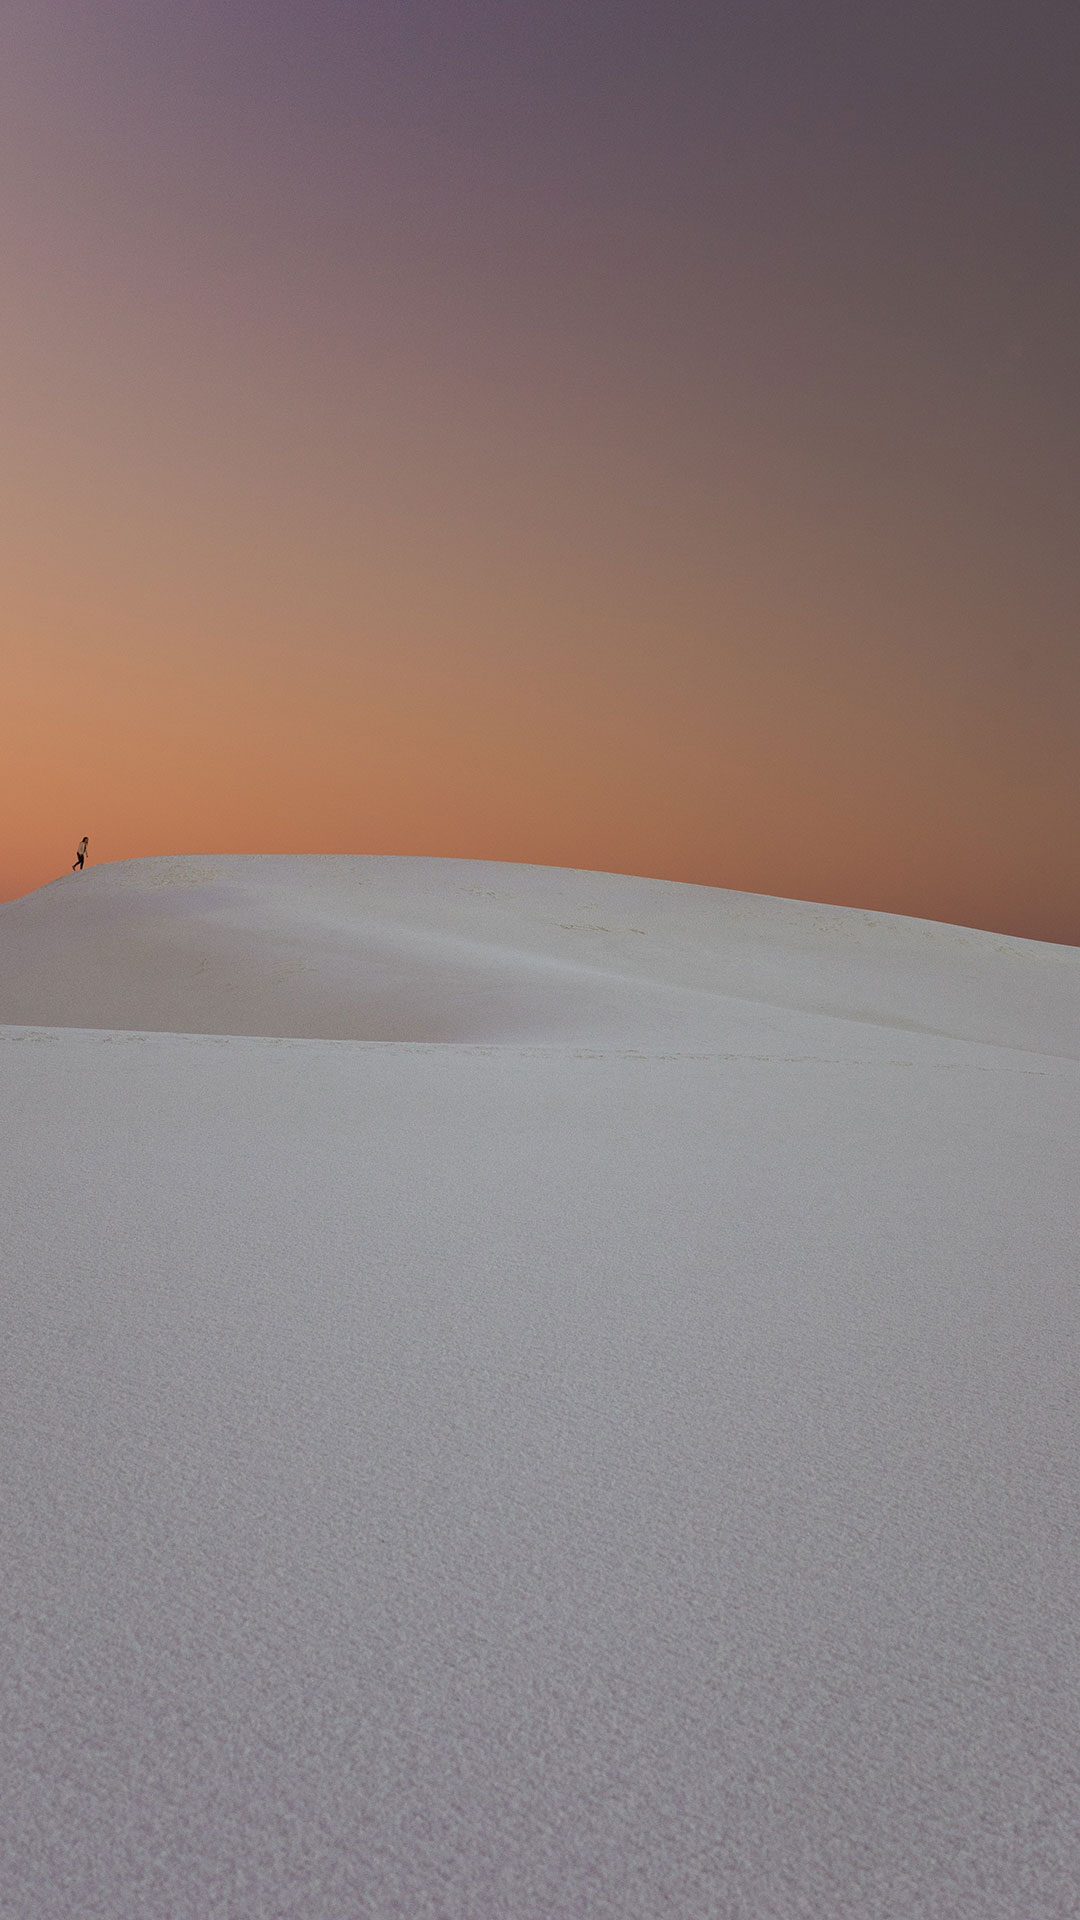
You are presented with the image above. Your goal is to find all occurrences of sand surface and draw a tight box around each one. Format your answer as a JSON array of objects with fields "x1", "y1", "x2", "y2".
[{"x1": 2, "y1": 857, "x2": 1079, "y2": 1916}]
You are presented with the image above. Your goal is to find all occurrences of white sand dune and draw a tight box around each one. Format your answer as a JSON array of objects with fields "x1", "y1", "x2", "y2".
[
  {"x1": 1, "y1": 853, "x2": 1076, "y2": 1054},
  {"x1": 2, "y1": 856, "x2": 1079, "y2": 1917}
]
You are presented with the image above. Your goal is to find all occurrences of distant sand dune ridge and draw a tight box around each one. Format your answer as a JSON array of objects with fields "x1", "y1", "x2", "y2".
[{"x1": 1, "y1": 853, "x2": 1076, "y2": 1054}]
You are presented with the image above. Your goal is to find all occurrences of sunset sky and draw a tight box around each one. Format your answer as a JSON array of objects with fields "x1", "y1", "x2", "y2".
[{"x1": 2, "y1": 0, "x2": 1077, "y2": 941}]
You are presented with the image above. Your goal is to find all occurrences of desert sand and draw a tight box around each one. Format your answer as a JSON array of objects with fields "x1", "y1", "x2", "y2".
[{"x1": 2, "y1": 856, "x2": 1078, "y2": 1917}]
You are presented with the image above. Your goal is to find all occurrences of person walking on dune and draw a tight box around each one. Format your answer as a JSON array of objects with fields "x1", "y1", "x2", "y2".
[{"x1": 72, "y1": 836, "x2": 88, "y2": 872}]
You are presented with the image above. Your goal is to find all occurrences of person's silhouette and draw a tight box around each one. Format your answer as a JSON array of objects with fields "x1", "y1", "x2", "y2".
[{"x1": 72, "y1": 836, "x2": 88, "y2": 872}]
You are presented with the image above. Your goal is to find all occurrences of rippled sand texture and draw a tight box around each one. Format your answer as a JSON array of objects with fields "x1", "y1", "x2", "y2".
[{"x1": 3, "y1": 857, "x2": 1078, "y2": 1917}]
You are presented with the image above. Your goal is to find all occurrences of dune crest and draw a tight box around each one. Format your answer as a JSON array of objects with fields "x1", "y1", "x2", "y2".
[{"x1": 2, "y1": 854, "x2": 1076, "y2": 1053}]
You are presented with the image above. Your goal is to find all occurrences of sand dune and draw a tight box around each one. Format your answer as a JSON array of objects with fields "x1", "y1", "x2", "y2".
[
  {"x1": 2, "y1": 858, "x2": 1078, "y2": 1917},
  {"x1": 1, "y1": 853, "x2": 1076, "y2": 1053}
]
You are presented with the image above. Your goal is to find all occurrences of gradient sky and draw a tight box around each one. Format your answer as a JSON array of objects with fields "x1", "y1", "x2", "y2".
[{"x1": 2, "y1": 0, "x2": 1078, "y2": 941}]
